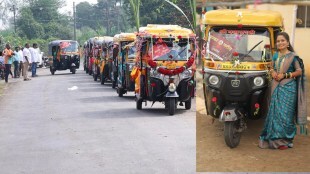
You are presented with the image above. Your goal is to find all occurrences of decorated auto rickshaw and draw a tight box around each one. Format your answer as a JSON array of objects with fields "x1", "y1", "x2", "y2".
[
  {"x1": 85, "y1": 37, "x2": 97, "y2": 75},
  {"x1": 48, "y1": 40, "x2": 80, "y2": 75},
  {"x1": 202, "y1": 9, "x2": 283, "y2": 148},
  {"x1": 113, "y1": 33, "x2": 136, "y2": 97},
  {"x1": 91, "y1": 37, "x2": 113, "y2": 82},
  {"x1": 132, "y1": 24, "x2": 196, "y2": 115},
  {"x1": 110, "y1": 34, "x2": 120, "y2": 88},
  {"x1": 83, "y1": 41, "x2": 88, "y2": 72},
  {"x1": 100, "y1": 37, "x2": 114, "y2": 85}
]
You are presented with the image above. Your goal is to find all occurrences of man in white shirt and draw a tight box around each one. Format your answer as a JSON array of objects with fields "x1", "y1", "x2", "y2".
[
  {"x1": 29, "y1": 43, "x2": 40, "y2": 77},
  {"x1": 23, "y1": 43, "x2": 32, "y2": 81}
]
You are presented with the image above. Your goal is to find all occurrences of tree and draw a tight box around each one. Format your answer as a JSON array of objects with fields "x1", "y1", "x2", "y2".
[
  {"x1": 123, "y1": 0, "x2": 192, "y2": 30},
  {"x1": 15, "y1": 0, "x2": 72, "y2": 40},
  {"x1": 76, "y1": 2, "x2": 96, "y2": 30}
]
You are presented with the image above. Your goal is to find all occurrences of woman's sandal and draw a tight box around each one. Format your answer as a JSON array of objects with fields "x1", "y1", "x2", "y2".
[{"x1": 278, "y1": 145, "x2": 289, "y2": 150}]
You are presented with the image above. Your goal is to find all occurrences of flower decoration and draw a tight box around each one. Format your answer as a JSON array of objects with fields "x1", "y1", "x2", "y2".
[
  {"x1": 148, "y1": 50, "x2": 196, "y2": 76},
  {"x1": 237, "y1": 24, "x2": 243, "y2": 29},
  {"x1": 212, "y1": 97, "x2": 220, "y2": 116},
  {"x1": 231, "y1": 52, "x2": 240, "y2": 67},
  {"x1": 254, "y1": 103, "x2": 260, "y2": 116}
]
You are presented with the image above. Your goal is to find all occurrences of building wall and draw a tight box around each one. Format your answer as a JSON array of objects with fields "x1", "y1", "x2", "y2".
[{"x1": 247, "y1": 4, "x2": 310, "y2": 76}]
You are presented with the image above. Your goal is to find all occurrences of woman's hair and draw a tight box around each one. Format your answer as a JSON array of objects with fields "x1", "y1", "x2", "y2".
[{"x1": 276, "y1": 32, "x2": 295, "y2": 52}]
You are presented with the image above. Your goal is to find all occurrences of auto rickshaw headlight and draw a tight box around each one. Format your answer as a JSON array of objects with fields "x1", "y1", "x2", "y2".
[
  {"x1": 168, "y1": 83, "x2": 176, "y2": 92},
  {"x1": 209, "y1": 75, "x2": 219, "y2": 85},
  {"x1": 254, "y1": 77, "x2": 264, "y2": 87},
  {"x1": 181, "y1": 69, "x2": 192, "y2": 79}
]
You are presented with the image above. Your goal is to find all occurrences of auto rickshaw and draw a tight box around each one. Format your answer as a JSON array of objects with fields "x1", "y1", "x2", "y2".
[
  {"x1": 99, "y1": 37, "x2": 114, "y2": 85},
  {"x1": 113, "y1": 33, "x2": 136, "y2": 97},
  {"x1": 85, "y1": 37, "x2": 98, "y2": 75},
  {"x1": 110, "y1": 34, "x2": 120, "y2": 88},
  {"x1": 48, "y1": 40, "x2": 80, "y2": 75},
  {"x1": 91, "y1": 37, "x2": 114, "y2": 82},
  {"x1": 202, "y1": 9, "x2": 283, "y2": 148},
  {"x1": 83, "y1": 41, "x2": 87, "y2": 71},
  {"x1": 133, "y1": 24, "x2": 196, "y2": 115}
]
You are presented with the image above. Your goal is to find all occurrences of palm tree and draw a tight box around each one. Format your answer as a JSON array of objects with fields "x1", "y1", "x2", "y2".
[{"x1": 129, "y1": 0, "x2": 140, "y2": 32}]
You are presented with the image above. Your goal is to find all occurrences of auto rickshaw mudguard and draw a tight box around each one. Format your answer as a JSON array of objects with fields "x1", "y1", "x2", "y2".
[
  {"x1": 206, "y1": 87, "x2": 223, "y2": 118},
  {"x1": 177, "y1": 77, "x2": 195, "y2": 102},
  {"x1": 148, "y1": 77, "x2": 165, "y2": 101}
]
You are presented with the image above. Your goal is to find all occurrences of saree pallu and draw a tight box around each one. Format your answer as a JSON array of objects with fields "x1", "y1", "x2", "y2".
[{"x1": 259, "y1": 80, "x2": 297, "y2": 149}]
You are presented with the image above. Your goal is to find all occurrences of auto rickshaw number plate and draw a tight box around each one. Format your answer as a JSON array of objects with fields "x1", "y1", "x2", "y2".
[
  {"x1": 221, "y1": 64, "x2": 251, "y2": 70},
  {"x1": 166, "y1": 64, "x2": 176, "y2": 69}
]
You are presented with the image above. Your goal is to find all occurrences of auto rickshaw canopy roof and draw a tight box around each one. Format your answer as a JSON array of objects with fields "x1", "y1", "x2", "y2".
[
  {"x1": 48, "y1": 40, "x2": 79, "y2": 47},
  {"x1": 113, "y1": 33, "x2": 136, "y2": 42},
  {"x1": 138, "y1": 24, "x2": 195, "y2": 38},
  {"x1": 204, "y1": 9, "x2": 283, "y2": 27},
  {"x1": 88, "y1": 36, "x2": 113, "y2": 45}
]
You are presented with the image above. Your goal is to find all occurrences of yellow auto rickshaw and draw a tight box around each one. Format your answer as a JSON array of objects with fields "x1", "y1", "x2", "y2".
[
  {"x1": 202, "y1": 9, "x2": 283, "y2": 148},
  {"x1": 91, "y1": 36, "x2": 113, "y2": 82},
  {"x1": 112, "y1": 33, "x2": 136, "y2": 96},
  {"x1": 48, "y1": 40, "x2": 80, "y2": 75},
  {"x1": 133, "y1": 24, "x2": 196, "y2": 115}
]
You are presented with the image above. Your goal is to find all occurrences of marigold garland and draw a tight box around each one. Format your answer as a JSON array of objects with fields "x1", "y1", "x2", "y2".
[{"x1": 147, "y1": 51, "x2": 196, "y2": 76}]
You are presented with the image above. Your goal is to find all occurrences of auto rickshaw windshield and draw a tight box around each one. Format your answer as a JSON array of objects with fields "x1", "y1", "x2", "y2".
[
  {"x1": 149, "y1": 38, "x2": 192, "y2": 61},
  {"x1": 128, "y1": 46, "x2": 136, "y2": 59},
  {"x1": 60, "y1": 41, "x2": 79, "y2": 53},
  {"x1": 206, "y1": 27, "x2": 271, "y2": 62}
]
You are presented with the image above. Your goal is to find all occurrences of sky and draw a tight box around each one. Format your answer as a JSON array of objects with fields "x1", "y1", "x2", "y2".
[{"x1": 59, "y1": 0, "x2": 98, "y2": 15}]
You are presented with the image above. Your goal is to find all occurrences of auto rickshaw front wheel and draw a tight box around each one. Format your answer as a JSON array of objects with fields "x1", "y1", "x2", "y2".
[
  {"x1": 101, "y1": 74, "x2": 105, "y2": 85},
  {"x1": 168, "y1": 98, "x2": 176, "y2": 115},
  {"x1": 118, "y1": 88, "x2": 124, "y2": 97},
  {"x1": 136, "y1": 98, "x2": 143, "y2": 110},
  {"x1": 185, "y1": 99, "x2": 191, "y2": 110},
  {"x1": 71, "y1": 68, "x2": 76, "y2": 74},
  {"x1": 50, "y1": 67, "x2": 55, "y2": 75},
  {"x1": 224, "y1": 120, "x2": 241, "y2": 148}
]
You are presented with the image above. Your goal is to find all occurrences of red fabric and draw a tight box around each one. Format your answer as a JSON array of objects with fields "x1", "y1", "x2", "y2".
[{"x1": 60, "y1": 42, "x2": 71, "y2": 49}]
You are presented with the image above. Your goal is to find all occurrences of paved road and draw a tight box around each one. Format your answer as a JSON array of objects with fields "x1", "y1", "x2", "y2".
[{"x1": 0, "y1": 67, "x2": 195, "y2": 174}]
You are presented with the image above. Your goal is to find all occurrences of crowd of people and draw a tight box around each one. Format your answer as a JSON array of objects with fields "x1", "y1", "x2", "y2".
[{"x1": 0, "y1": 43, "x2": 41, "y2": 83}]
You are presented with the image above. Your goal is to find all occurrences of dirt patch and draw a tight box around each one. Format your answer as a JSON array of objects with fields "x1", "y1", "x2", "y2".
[{"x1": 196, "y1": 73, "x2": 310, "y2": 172}]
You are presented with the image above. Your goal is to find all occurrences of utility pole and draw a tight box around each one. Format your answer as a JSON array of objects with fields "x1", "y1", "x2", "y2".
[
  {"x1": 107, "y1": 3, "x2": 110, "y2": 35},
  {"x1": 73, "y1": 2, "x2": 76, "y2": 40},
  {"x1": 9, "y1": 5, "x2": 18, "y2": 34}
]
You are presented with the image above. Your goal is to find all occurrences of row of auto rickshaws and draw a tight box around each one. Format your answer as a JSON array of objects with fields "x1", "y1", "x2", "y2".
[
  {"x1": 82, "y1": 24, "x2": 196, "y2": 116},
  {"x1": 47, "y1": 9, "x2": 286, "y2": 148}
]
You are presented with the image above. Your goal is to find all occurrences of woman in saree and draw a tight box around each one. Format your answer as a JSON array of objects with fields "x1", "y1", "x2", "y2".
[{"x1": 259, "y1": 32, "x2": 307, "y2": 150}]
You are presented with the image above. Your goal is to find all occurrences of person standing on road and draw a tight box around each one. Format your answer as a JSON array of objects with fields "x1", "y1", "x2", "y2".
[
  {"x1": 259, "y1": 32, "x2": 307, "y2": 150},
  {"x1": 22, "y1": 43, "x2": 32, "y2": 81},
  {"x1": 2, "y1": 43, "x2": 15, "y2": 83},
  {"x1": 18, "y1": 47, "x2": 24, "y2": 77},
  {"x1": 12, "y1": 46, "x2": 21, "y2": 78},
  {"x1": 29, "y1": 43, "x2": 39, "y2": 77}
]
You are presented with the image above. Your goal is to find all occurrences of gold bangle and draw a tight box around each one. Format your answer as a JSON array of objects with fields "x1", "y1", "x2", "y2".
[{"x1": 290, "y1": 72, "x2": 293, "y2": 78}]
